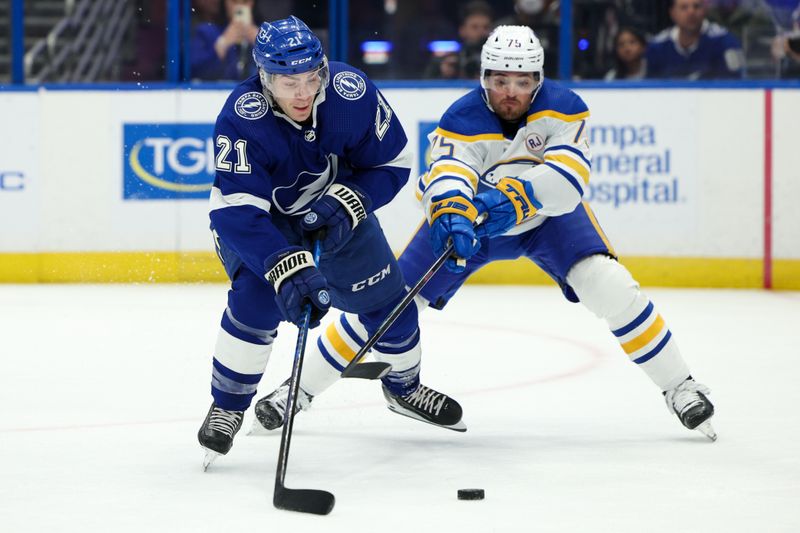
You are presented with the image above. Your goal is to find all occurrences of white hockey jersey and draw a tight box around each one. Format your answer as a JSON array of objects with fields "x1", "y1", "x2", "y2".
[{"x1": 418, "y1": 79, "x2": 591, "y2": 236}]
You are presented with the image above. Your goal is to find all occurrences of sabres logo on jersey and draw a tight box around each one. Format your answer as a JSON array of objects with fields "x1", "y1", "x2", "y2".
[
  {"x1": 333, "y1": 71, "x2": 366, "y2": 101},
  {"x1": 235, "y1": 92, "x2": 269, "y2": 120}
]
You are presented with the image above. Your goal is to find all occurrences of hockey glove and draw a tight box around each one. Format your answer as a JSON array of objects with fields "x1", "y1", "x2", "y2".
[
  {"x1": 429, "y1": 190, "x2": 481, "y2": 273},
  {"x1": 301, "y1": 183, "x2": 371, "y2": 254},
  {"x1": 473, "y1": 177, "x2": 542, "y2": 238},
  {"x1": 264, "y1": 246, "x2": 331, "y2": 328}
]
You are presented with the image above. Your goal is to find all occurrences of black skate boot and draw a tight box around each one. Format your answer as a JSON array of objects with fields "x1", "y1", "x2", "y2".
[
  {"x1": 198, "y1": 403, "x2": 244, "y2": 470},
  {"x1": 252, "y1": 379, "x2": 314, "y2": 432},
  {"x1": 382, "y1": 383, "x2": 466, "y2": 432},
  {"x1": 664, "y1": 377, "x2": 716, "y2": 441}
]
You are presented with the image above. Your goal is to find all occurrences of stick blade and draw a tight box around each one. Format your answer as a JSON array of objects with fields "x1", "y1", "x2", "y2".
[
  {"x1": 341, "y1": 361, "x2": 392, "y2": 380},
  {"x1": 273, "y1": 486, "x2": 335, "y2": 515}
]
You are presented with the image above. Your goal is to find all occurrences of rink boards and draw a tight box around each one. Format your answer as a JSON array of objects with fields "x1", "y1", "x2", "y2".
[{"x1": 0, "y1": 86, "x2": 797, "y2": 288}]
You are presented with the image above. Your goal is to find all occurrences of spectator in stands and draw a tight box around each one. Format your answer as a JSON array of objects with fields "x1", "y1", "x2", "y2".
[
  {"x1": 426, "y1": 51, "x2": 461, "y2": 79},
  {"x1": 456, "y1": 1, "x2": 494, "y2": 78},
  {"x1": 190, "y1": 0, "x2": 260, "y2": 81},
  {"x1": 766, "y1": 0, "x2": 800, "y2": 75},
  {"x1": 646, "y1": 0, "x2": 744, "y2": 79},
  {"x1": 495, "y1": 0, "x2": 560, "y2": 78},
  {"x1": 605, "y1": 27, "x2": 648, "y2": 80},
  {"x1": 425, "y1": 0, "x2": 494, "y2": 79}
]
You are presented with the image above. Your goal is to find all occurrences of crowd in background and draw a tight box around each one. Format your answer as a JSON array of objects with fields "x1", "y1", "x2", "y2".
[{"x1": 124, "y1": 0, "x2": 800, "y2": 82}]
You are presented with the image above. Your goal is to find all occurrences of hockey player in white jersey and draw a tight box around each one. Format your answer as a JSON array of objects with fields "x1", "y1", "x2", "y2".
[{"x1": 255, "y1": 26, "x2": 716, "y2": 441}]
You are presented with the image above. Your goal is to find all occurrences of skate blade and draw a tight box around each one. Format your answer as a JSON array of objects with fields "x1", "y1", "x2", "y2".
[
  {"x1": 696, "y1": 420, "x2": 717, "y2": 442},
  {"x1": 386, "y1": 405, "x2": 467, "y2": 433},
  {"x1": 247, "y1": 417, "x2": 274, "y2": 436},
  {"x1": 202, "y1": 449, "x2": 220, "y2": 471}
]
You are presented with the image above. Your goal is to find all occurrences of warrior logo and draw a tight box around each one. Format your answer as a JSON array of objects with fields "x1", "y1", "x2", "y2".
[{"x1": 333, "y1": 71, "x2": 366, "y2": 101}]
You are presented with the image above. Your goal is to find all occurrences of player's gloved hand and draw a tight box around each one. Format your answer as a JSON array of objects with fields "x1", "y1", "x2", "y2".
[
  {"x1": 473, "y1": 177, "x2": 542, "y2": 238},
  {"x1": 428, "y1": 190, "x2": 481, "y2": 273},
  {"x1": 301, "y1": 183, "x2": 371, "y2": 254},
  {"x1": 264, "y1": 246, "x2": 331, "y2": 328}
]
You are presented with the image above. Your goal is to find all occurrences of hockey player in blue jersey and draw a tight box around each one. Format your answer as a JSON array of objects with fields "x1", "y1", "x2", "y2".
[
  {"x1": 256, "y1": 25, "x2": 717, "y2": 442},
  {"x1": 197, "y1": 16, "x2": 463, "y2": 467}
]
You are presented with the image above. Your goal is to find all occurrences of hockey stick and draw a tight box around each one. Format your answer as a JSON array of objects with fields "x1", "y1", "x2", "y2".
[
  {"x1": 341, "y1": 214, "x2": 487, "y2": 380},
  {"x1": 273, "y1": 241, "x2": 335, "y2": 515},
  {"x1": 341, "y1": 243, "x2": 456, "y2": 380}
]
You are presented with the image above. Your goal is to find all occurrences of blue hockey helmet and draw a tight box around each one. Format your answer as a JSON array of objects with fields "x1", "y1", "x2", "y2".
[{"x1": 253, "y1": 16, "x2": 326, "y2": 75}]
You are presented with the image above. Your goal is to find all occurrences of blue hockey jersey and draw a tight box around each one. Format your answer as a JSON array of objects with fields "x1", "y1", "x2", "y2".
[
  {"x1": 209, "y1": 61, "x2": 412, "y2": 280},
  {"x1": 646, "y1": 20, "x2": 744, "y2": 80}
]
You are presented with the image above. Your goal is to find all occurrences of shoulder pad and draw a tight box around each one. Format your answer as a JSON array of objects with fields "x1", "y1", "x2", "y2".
[
  {"x1": 439, "y1": 89, "x2": 501, "y2": 137},
  {"x1": 530, "y1": 80, "x2": 588, "y2": 119}
]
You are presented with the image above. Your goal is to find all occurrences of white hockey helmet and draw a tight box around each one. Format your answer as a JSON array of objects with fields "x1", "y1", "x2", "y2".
[{"x1": 480, "y1": 25, "x2": 545, "y2": 92}]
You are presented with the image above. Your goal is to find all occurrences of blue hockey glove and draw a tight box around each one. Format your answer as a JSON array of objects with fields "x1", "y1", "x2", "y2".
[
  {"x1": 264, "y1": 246, "x2": 331, "y2": 328},
  {"x1": 473, "y1": 177, "x2": 542, "y2": 238},
  {"x1": 429, "y1": 190, "x2": 481, "y2": 273},
  {"x1": 301, "y1": 183, "x2": 371, "y2": 254}
]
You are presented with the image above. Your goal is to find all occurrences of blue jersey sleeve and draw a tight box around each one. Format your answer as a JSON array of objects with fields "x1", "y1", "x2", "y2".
[
  {"x1": 209, "y1": 112, "x2": 290, "y2": 280},
  {"x1": 337, "y1": 79, "x2": 411, "y2": 211}
]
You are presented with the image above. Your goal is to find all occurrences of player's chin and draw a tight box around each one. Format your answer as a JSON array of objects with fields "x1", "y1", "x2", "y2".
[
  {"x1": 498, "y1": 104, "x2": 526, "y2": 121},
  {"x1": 290, "y1": 105, "x2": 312, "y2": 121}
]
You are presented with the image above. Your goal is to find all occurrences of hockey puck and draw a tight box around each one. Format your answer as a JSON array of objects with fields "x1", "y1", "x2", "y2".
[{"x1": 457, "y1": 488, "x2": 485, "y2": 500}]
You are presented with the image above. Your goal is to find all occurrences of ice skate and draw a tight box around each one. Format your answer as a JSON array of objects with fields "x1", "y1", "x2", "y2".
[
  {"x1": 198, "y1": 403, "x2": 244, "y2": 470},
  {"x1": 664, "y1": 378, "x2": 716, "y2": 441},
  {"x1": 383, "y1": 383, "x2": 466, "y2": 432},
  {"x1": 250, "y1": 379, "x2": 314, "y2": 434}
]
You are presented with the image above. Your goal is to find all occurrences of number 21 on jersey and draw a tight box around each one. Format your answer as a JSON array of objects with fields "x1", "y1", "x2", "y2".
[{"x1": 215, "y1": 136, "x2": 251, "y2": 174}]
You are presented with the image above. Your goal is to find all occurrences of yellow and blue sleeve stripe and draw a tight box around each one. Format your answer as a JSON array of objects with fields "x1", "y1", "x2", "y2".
[
  {"x1": 611, "y1": 302, "x2": 673, "y2": 364},
  {"x1": 417, "y1": 157, "x2": 480, "y2": 201},
  {"x1": 543, "y1": 145, "x2": 591, "y2": 195},
  {"x1": 527, "y1": 109, "x2": 590, "y2": 124},
  {"x1": 422, "y1": 158, "x2": 480, "y2": 190}
]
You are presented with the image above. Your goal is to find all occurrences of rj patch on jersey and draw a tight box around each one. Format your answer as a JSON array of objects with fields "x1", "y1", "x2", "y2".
[{"x1": 234, "y1": 92, "x2": 269, "y2": 120}]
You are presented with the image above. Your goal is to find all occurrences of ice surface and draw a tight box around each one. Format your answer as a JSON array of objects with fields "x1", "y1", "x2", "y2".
[{"x1": 1, "y1": 284, "x2": 798, "y2": 532}]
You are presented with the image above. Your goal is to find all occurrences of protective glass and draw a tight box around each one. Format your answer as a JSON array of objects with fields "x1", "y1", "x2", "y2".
[
  {"x1": 483, "y1": 72, "x2": 540, "y2": 95},
  {"x1": 265, "y1": 64, "x2": 330, "y2": 99}
]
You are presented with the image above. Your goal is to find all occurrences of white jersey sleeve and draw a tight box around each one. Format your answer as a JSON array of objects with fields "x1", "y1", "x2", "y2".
[{"x1": 518, "y1": 107, "x2": 591, "y2": 217}]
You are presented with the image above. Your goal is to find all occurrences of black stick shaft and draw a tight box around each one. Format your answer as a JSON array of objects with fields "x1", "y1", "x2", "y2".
[
  {"x1": 341, "y1": 241, "x2": 454, "y2": 378},
  {"x1": 275, "y1": 241, "x2": 321, "y2": 490}
]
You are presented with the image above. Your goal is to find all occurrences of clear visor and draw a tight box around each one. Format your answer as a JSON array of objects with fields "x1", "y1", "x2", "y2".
[
  {"x1": 483, "y1": 72, "x2": 541, "y2": 95},
  {"x1": 265, "y1": 63, "x2": 329, "y2": 100}
]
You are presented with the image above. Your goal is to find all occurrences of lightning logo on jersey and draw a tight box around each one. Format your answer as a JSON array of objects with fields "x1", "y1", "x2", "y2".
[{"x1": 271, "y1": 154, "x2": 338, "y2": 214}]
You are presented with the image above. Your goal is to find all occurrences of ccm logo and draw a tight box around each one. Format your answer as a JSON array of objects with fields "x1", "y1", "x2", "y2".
[
  {"x1": 351, "y1": 264, "x2": 391, "y2": 291},
  {"x1": 290, "y1": 57, "x2": 312, "y2": 66}
]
